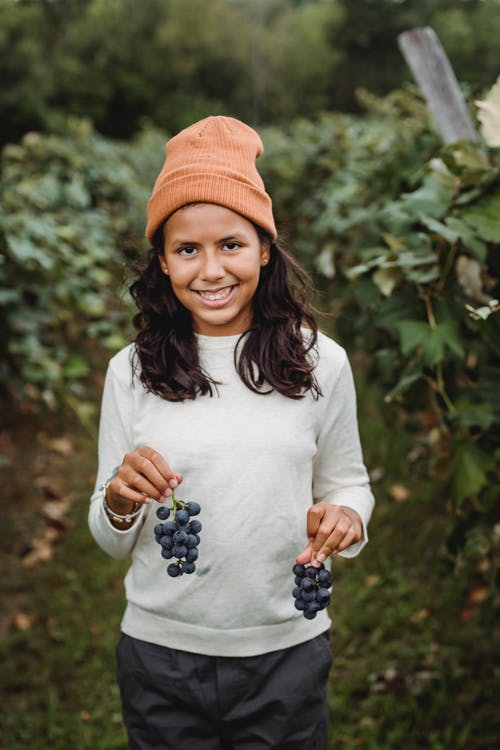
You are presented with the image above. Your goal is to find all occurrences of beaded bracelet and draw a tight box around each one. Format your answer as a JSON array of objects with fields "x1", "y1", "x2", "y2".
[
  {"x1": 103, "y1": 497, "x2": 142, "y2": 524},
  {"x1": 100, "y1": 465, "x2": 142, "y2": 524}
]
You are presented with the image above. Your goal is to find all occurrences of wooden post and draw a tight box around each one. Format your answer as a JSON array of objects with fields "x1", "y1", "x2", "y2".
[{"x1": 398, "y1": 27, "x2": 480, "y2": 144}]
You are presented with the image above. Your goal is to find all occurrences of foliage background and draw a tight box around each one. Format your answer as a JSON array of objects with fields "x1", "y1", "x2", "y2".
[
  {"x1": 2, "y1": 0, "x2": 500, "y2": 144},
  {"x1": 0, "y1": 1, "x2": 499, "y2": 748}
]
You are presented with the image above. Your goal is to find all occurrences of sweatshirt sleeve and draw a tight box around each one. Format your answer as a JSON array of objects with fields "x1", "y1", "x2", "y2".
[
  {"x1": 88, "y1": 351, "x2": 146, "y2": 560},
  {"x1": 312, "y1": 352, "x2": 375, "y2": 558}
]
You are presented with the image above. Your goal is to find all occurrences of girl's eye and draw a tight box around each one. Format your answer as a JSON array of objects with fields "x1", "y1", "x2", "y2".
[
  {"x1": 178, "y1": 246, "x2": 198, "y2": 256},
  {"x1": 223, "y1": 242, "x2": 240, "y2": 251}
]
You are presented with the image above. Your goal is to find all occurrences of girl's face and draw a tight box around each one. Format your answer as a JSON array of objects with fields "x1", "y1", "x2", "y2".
[{"x1": 159, "y1": 203, "x2": 269, "y2": 336}]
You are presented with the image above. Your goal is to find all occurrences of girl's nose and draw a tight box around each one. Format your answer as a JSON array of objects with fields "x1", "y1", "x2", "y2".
[{"x1": 200, "y1": 251, "x2": 225, "y2": 281}]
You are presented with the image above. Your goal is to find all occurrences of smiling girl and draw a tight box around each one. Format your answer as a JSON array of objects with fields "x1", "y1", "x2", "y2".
[{"x1": 89, "y1": 116, "x2": 374, "y2": 750}]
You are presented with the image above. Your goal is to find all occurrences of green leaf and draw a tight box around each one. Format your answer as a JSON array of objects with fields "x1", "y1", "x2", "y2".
[
  {"x1": 4, "y1": 235, "x2": 55, "y2": 270},
  {"x1": 452, "y1": 442, "x2": 495, "y2": 506},
  {"x1": 461, "y1": 191, "x2": 500, "y2": 243},
  {"x1": 397, "y1": 320, "x2": 464, "y2": 364},
  {"x1": 446, "y1": 142, "x2": 490, "y2": 172},
  {"x1": 399, "y1": 171, "x2": 455, "y2": 221},
  {"x1": 419, "y1": 216, "x2": 460, "y2": 244},
  {"x1": 475, "y1": 367, "x2": 500, "y2": 417},
  {"x1": 64, "y1": 354, "x2": 91, "y2": 379},
  {"x1": 445, "y1": 217, "x2": 487, "y2": 261},
  {"x1": 384, "y1": 356, "x2": 425, "y2": 402},
  {"x1": 440, "y1": 322, "x2": 466, "y2": 359},
  {"x1": 451, "y1": 401, "x2": 495, "y2": 430},
  {"x1": 0, "y1": 289, "x2": 21, "y2": 305},
  {"x1": 405, "y1": 266, "x2": 440, "y2": 283},
  {"x1": 397, "y1": 320, "x2": 429, "y2": 357}
]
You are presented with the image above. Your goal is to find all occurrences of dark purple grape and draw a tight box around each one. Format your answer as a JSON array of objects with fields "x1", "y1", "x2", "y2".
[
  {"x1": 167, "y1": 563, "x2": 181, "y2": 577},
  {"x1": 156, "y1": 506, "x2": 171, "y2": 520},
  {"x1": 173, "y1": 529, "x2": 188, "y2": 544},
  {"x1": 161, "y1": 548, "x2": 174, "y2": 559},
  {"x1": 185, "y1": 547, "x2": 198, "y2": 563},
  {"x1": 173, "y1": 544, "x2": 188, "y2": 558},
  {"x1": 318, "y1": 569, "x2": 332, "y2": 586},
  {"x1": 294, "y1": 599, "x2": 306, "y2": 611},
  {"x1": 300, "y1": 577, "x2": 315, "y2": 592},
  {"x1": 301, "y1": 590, "x2": 316, "y2": 602},
  {"x1": 316, "y1": 588, "x2": 330, "y2": 603},
  {"x1": 303, "y1": 610, "x2": 317, "y2": 620},
  {"x1": 293, "y1": 563, "x2": 306, "y2": 577},
  {"x1": 181, "y1": 561, "x2": 196, "y2": 574},
  {"x1": 186, "y1": 501, "x2": 201, "y2": 516},
  {"x1": 190, "y1": 519, "x2": 202, "y2": 533},
  {"x1": 175, "y1": 509, "x2": 190, "y2": 525}
]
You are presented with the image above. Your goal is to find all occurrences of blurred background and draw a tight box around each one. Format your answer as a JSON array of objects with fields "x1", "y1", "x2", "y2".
[{"x1": 1, "y1": 1, "x2": 499, "y2": 748}]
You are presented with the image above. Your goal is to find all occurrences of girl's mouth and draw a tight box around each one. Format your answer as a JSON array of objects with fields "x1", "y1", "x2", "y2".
[{"x1": 194, "y1": 285, "x2": 237, "y2": 302}]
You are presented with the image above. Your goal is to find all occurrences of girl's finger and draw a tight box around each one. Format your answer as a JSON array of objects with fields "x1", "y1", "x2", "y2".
[
  {"x1": 295, "y1": 541, "x2": 313, "y2": 565},
  {"x1": 120, "y1": 463, "x2": 167, "y2": 501},
  {"x1": 111, "y1": 481, "x2": 152, "y2": 506},
  {"x1": 313, "y1": 522, "x2": 356, "y2": 564},
  {"x1": 332, "y1": 528, "x2": 358, "y2": 554},
  {"x1": 133, "y1": 446, "x2": 178, "y2": 486},
  {"x1": 125, "y1": 447, "x2": 178, "y2": 494},
  {"x1": 306, "y1": 503, "x2": 326, "y2": 540},
  {"x1": 310, "y1": 515, "x2": 342, "y2": 556}
]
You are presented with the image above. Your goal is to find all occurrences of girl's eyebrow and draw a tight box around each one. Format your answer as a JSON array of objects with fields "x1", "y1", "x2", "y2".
[
  {"x1": 169, "y1": 238, "x2": 200, "y2": 246},
  {"x1": 218, "y1": 233, "x2": 247, "y2": 243},
  {"x1": 170, "y1": 233, "x2": 248, "y2": 246}
]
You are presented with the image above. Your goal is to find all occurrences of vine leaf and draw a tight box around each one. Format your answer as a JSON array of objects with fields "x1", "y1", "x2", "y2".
[
  {"x1": 452, "y1": 443, "x2": 495, "y2": 506},
  {"x1": 397, "y1": 320, "x2": 464, "y2": 365},
  {"x1": 461, "y1": 191, "x2": 500, "y2": 243}
]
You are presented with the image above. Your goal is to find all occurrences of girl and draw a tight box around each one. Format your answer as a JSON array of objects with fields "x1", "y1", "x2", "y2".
[{"x1": 89, "y1": 116, "x2": 374, "y2": 750}]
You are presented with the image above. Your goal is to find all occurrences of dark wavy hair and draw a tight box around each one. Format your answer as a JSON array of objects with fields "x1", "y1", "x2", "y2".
[{"x1": 129, "y1": 222, "x2": 321, "y2": 401}]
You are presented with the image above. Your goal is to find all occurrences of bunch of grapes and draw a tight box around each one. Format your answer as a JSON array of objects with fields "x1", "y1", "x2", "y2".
[
  {"x1": 292, "y1": 562, "x2": 332, "y2": 619},
  {"x1": 154, "y1": 493, "x2": 202, "y2": 577}
]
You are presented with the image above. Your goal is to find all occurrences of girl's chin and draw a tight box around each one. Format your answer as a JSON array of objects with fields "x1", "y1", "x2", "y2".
[{"x1": 192, "y1": 309, "x2": 253, "y2": 336}]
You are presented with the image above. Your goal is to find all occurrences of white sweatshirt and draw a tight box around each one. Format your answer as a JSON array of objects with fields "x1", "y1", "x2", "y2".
[{"x1": 89, "y1": 331, "x2": 374, "y2": 657}]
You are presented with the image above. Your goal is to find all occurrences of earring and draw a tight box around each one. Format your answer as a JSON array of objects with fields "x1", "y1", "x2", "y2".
[
  {"x1": 162, "y1": 266, "x2": 169, "y2": 275},
  {"x1": 262, "y1": 258, "x2": 269, "y2": 265}
]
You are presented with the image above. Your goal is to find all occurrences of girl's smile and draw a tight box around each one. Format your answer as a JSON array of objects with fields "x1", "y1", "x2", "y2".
[
  {"x1": 194, "y1": 284, "x2": 237, "y2": 303},
  {"x1": 160, "y1": 203, "x2": 269, "y2": 336}
]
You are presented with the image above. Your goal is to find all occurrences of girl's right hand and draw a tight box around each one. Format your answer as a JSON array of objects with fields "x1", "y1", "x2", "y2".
[{"x1": 105, "y1": 445, "x2": 182, "y2": 514}]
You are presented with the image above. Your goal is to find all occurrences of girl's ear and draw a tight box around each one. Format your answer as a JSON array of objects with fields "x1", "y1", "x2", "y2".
[
  {"x1": 158, "y1": 254, "x2": 169, "y2": 275},
  {"x1": 260, "y1": 238, "x2": 271, "y2": 266}
]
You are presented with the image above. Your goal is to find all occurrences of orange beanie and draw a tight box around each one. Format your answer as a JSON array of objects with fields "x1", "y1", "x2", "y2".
[{"x1": 145, "y1": 116, "x2": 277, "y2": 243}]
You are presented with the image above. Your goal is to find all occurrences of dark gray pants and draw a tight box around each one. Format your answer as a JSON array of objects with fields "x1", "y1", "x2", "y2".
[{"x1": 116, "y1": 632, "x2": 332, "y2": 750}]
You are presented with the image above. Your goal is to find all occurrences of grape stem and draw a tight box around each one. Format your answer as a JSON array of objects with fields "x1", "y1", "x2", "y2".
[{"x1": 171, "y1": 490, "x2": 187, "y2": 513}]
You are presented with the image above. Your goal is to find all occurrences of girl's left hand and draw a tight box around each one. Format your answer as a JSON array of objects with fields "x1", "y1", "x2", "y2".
[{"x1": 296, "y1": 502, "x2": 363, "y2": 567}]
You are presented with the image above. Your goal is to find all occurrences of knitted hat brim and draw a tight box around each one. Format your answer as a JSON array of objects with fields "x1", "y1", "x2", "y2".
[{"x1": 146, "y1": 173, "x2": 277, "y2": 244}]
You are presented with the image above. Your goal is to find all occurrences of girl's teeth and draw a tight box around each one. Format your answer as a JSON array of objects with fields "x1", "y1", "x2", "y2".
[{"x1": 199, "y1": 287, "x2": 232, "y2": 300}]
